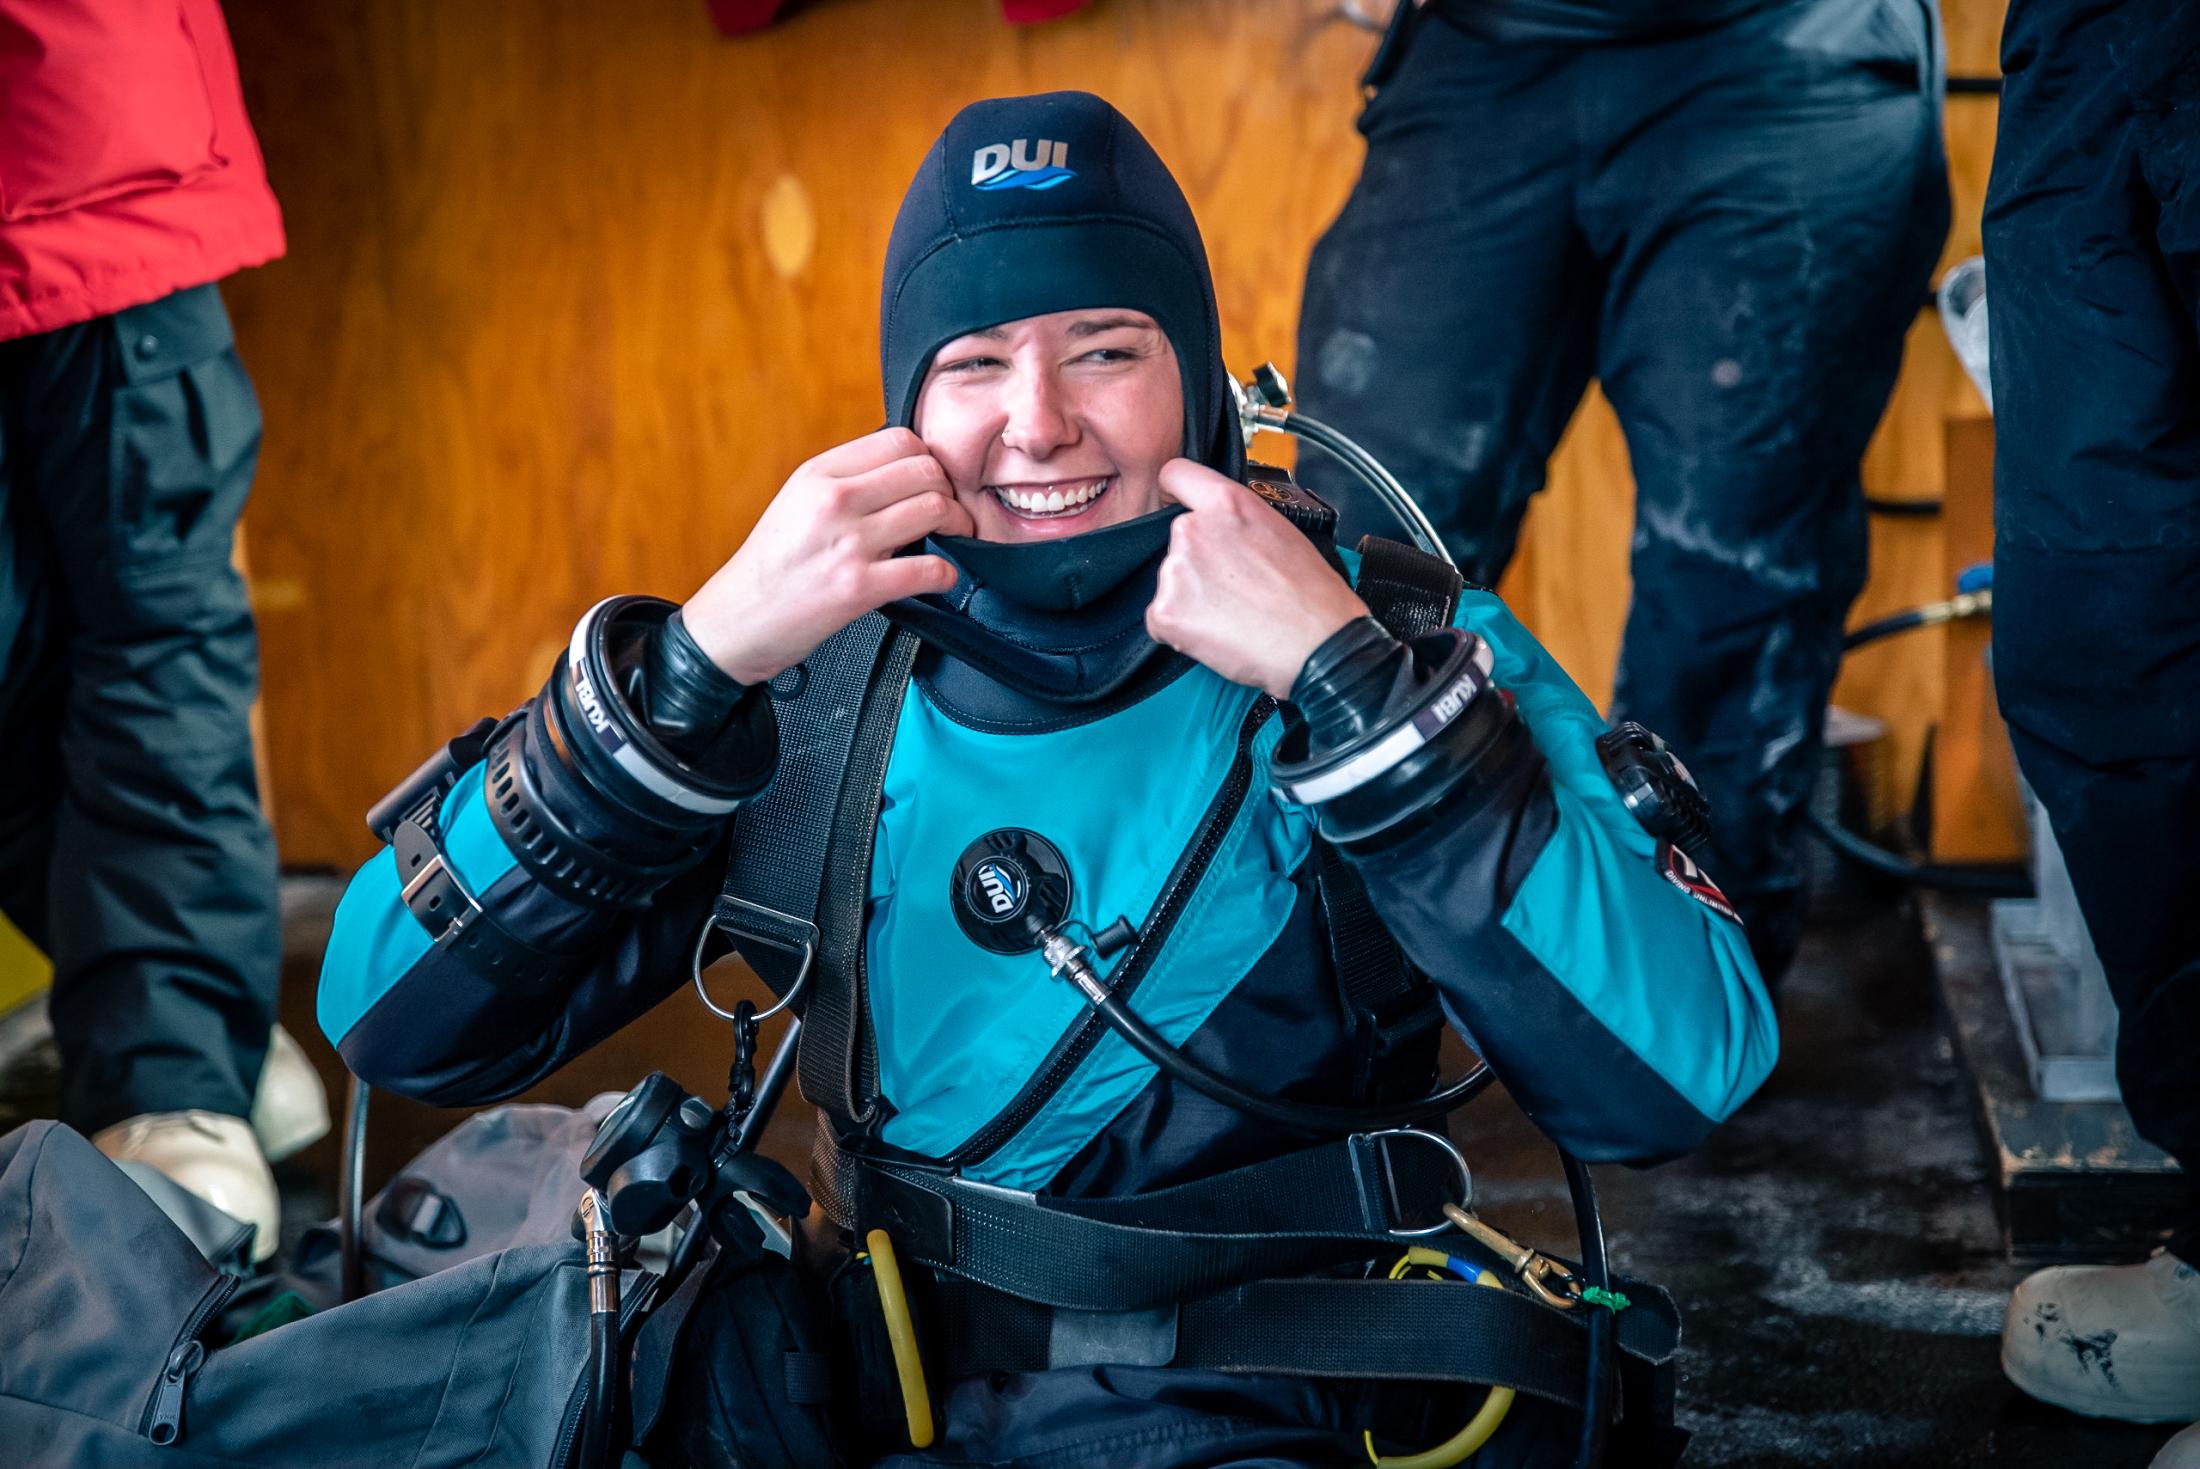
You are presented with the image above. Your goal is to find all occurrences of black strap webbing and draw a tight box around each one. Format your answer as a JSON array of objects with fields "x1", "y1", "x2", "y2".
[
  {"x1": 928, "y1": 1274, "x2": 1680, "y2": 1411},
  {"x1": 1353, "y1": 534, "x2": 1464, "y2": 644},
  {"x1": 820, "y1": 1130, "x2": 1468, "y2": 1312},
  {"x1": 1314, "y1": 841, "x2": 1440, "y2": 1098},
  {"x1": 717, "y1": 614, "x2": 914, "y2": 1132},
  {"x1": 391, "y1": 798, "x2": 567, "y2": 993},
  {"x1": 819, "y1": 1130, "x2": 1686, "y2": 1451}
]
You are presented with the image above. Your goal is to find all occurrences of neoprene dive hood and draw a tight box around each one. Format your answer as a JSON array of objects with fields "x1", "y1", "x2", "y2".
[
  {"x1": 879, "y1": 90, "x2": 1243, "y2": 482},
  {"x1": 878, "y1": 91, "x2": 1239, "y2": 708}
]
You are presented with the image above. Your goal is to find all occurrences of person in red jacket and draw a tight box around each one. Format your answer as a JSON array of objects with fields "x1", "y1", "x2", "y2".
[{"x1": 0, "y1": 0, "x2": 309, "y2": 1260}]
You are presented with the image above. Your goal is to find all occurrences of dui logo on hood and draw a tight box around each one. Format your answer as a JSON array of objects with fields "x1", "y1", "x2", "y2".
[{"x1": 971, "y1": 139, "x2": 1074, "y2": 191}]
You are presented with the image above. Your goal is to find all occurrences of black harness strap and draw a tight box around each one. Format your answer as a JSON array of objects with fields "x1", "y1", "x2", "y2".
[
  {"x1": 822, "y1": 1131, "x2": 1467, "y2": 1309},
  {"x1": 816, "y1": 1129, "x2": 1684, "y2": 1436},
  {"x1": 1314, "y1": 842, "x2": 1444, "y2": 1103},
  {"x1": 928, "y1": 1274, "x2": 1681, "y2": 1413},
  {"x1": 716, "y1": 613, "x2": 914, "y2": 1133}
]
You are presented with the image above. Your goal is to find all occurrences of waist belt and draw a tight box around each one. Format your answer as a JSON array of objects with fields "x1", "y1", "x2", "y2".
[
  {"x1": 926, "y1": 1274, "x2": 1674, "y2": 1414},
  {"x1": 818, "y1": 1129, "x2": 1682, "y2": 1418}
]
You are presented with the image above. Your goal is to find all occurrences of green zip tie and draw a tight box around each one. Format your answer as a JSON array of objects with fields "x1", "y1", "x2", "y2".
[{"x1": 1579, "y1": 1285, "x2": 1631, "y2": 1313}]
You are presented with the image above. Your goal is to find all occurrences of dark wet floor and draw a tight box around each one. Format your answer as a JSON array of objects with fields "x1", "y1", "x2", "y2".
[{"x1": 22, "y1": 878, "x2": 2174, "y2": 1466}]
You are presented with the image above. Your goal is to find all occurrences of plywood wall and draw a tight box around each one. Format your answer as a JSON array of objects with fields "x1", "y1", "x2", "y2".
[{"x1": 223, "y1": 0, "x2": 2005, "y2": 868}]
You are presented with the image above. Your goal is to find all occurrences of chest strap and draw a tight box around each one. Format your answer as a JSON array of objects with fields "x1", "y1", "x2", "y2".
[{"x1": 715, "y1": 614, "x2": 915, "y2": 1133}]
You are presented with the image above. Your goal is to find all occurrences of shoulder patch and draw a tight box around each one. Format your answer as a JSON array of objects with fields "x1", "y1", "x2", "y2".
[{"x1": 1658, "y1": 840, "x2": 1741, "y2": 924}]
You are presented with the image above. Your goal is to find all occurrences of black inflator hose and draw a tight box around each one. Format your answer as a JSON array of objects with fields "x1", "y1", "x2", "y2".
[
  {"x1": 577, "y1": 1190, "x2": 623, "y2": 1469},
  {"x1": 1842, "y1": 607, "x2": 1935, "y2": 651},
  {"x1": 1090, "y1": 990, "x2": 1493, "y2": 1132},
  {"x1": 579, "y1": 1309, "x2": 617, "y2": 1469},
  {"x1": 1806, "y1": 806, "x2": 2030, "y2": 897},
  {"x1": 1814, "y1": 589, "x2": 2030, "y2": 897},
  {"x1": 1561, "y1": 1153, "x2": 1613, "y2": 1469}
]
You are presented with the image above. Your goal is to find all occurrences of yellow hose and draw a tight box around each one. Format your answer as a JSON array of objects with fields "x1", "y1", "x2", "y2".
[
  {"x1": 865, "y1": 1229, "x2": 936, "y2": 1448},
  {"x1": 1363, "y1": 1249, "x2": 1517, "y2": 1469}
]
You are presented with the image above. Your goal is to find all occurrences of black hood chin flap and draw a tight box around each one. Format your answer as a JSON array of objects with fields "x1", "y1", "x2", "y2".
[
  {"x1": 931, "y1": 504, "x2": 1182, "y2": 612},
  {"x1": 882, "y1": 507, "x2": 1185, "y2": 708}
]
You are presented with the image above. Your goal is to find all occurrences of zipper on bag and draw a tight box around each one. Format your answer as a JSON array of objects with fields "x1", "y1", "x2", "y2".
[{"x1": 143, "y1": 1273, "x2": 239, "y2": 1447}]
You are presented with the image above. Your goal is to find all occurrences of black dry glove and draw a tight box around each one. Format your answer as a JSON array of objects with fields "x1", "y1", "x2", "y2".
[
  {"x1": 1289, "y1": 615, "x2": 1417, "y2": 753},
  {"x1": 639, "y1": 609, "x2": 754, "y2": 757}
]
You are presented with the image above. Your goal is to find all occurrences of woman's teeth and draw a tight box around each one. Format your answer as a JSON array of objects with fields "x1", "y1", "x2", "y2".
[{"x1": 992, "y1": 478, "x2": 1109, "y2": 517}]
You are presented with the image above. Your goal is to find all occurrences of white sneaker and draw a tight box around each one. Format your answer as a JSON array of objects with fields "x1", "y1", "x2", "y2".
[
  {"x1": 2152, "y1": 1420, "x2": 2200, "y2": 1469},
  {"x1": 249, "y1": 1024, "x2": 330, "y2": 1163},
  {"x1": 2003, "y1": 1250, "x2": 2200, "y2": 1423},
  {"x1": 93, "y1": 1110, "x2": 280, "y2": 1264}
]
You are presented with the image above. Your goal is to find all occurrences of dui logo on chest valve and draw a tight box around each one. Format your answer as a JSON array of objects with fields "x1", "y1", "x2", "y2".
[
  {"x1": 951, "y1": 827, "x2": 1074, "y2": 953},
  {"x1": 973, "y1": 859, "x2": 1024, "y2": 916}
]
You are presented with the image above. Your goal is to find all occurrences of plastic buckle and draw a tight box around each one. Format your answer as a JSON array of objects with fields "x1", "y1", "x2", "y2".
[
  {"x1": 1367, "y1": 1128, "x2": 1473, "y2": 1237},
  {"x1": 856, "y1": 1164, "x2": 958, "y2": 1269},
  {"x1": 1048, "y1": 1304, "x2": 1180, "y2": 1369}
]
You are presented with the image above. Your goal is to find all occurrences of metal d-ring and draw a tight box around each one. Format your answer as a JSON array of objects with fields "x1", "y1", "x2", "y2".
[
  {"x1": 1372, "y1": 1127, "x2": 1475, "y2": 1238},
  {"x1": 690, "y1": 900, "x2": 815, "y2": 1024}
]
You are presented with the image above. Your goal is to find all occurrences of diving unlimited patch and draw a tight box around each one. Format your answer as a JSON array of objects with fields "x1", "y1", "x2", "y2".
[{"x1": 1658, "y1": 840, "x2": 1741, "y2": 925}]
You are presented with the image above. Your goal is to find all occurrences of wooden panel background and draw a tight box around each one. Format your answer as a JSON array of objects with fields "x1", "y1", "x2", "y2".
[{"x1": 221, "y1": 0, "x2": 2008, "y2": 869}]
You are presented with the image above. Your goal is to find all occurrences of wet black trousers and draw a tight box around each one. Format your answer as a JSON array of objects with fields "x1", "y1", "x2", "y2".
[
  {"x1": 1984, "y1": 0, "x2": 2200, "y2": 1258},
  {"x1": 1296, "y1": 0, "x2": 1949, "y2": 982},
  {"x1": 0, "y1": 283, "x2": 279, "y2": 1134}
]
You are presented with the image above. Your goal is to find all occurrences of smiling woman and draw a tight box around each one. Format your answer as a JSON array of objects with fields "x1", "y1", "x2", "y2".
[
  {"x1": 314, "y1": 85, "x2": 1781, "y2": 1469},
  {"x1": 677, "y1": 84, "x2": 1376, "y2": 701},
  {"x1": 913, "y1": 309, "x2": 1183, "y2": 541}
]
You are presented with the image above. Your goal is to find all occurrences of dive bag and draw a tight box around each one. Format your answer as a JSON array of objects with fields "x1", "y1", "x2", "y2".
[{"x1": 0, "y1": 1120, "x2": 592, "y2": 1468}]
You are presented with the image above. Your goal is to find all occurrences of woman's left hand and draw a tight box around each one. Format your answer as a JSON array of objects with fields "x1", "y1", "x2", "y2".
[{"x1": 1146, "y1": 458, "x2": 1371, "y2": 699}]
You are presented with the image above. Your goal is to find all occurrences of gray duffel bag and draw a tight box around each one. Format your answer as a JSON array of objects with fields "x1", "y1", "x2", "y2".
[{"x1": 0, "y1": 1120, "x2": 595, "y2": 1467}]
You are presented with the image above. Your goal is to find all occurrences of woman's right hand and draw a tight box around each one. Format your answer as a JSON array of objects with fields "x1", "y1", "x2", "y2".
[{"x1": 682, "y1": 428, "x2": 975, "y2": 684}]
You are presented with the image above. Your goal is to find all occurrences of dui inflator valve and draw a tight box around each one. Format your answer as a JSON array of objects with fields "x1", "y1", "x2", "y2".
[{"x1": 1594, "y1": 721, "x2": 1712, "y2": 860}]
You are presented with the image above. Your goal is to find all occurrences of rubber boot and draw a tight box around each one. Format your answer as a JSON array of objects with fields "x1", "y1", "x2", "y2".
[
  {"x1": 2003, "y1": 1250, "x2": 2200, "y2": 1423},
  {"x1": 93, "y1": 1110, "x2": 280, "y2": 1264},
  {"x1": 250, "y1": 1024, "x2": 331, "y2": 1163}
]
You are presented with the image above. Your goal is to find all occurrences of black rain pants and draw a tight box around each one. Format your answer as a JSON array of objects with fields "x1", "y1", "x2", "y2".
[
  {"x1": 1295, "y1": 0, "x2": 1950, "y2": 982},
  {"x1": 0, "y1": 282, "x2": 279, "y2": 1135},
  {"x1": 1984, "y1": 0, "x2": 2200, "y2": 1259}
]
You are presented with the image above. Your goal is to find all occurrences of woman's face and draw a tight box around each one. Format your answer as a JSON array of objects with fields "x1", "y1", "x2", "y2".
[{"x1": 912, "y1": 308, "x2": 1185, "y2": 543}]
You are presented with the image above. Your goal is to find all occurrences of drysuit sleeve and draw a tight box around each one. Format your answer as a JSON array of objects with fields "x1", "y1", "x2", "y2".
[
  {"x1": 316, "y1": 602, "x2": 772, "y2": 1105},
  {"x1": 1341, "y1": 589, "x2": 1778, "y2": 1164}
]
